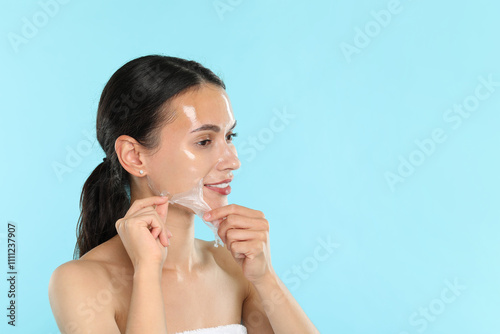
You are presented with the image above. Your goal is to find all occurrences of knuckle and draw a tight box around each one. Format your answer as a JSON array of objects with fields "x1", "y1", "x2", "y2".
[{"x1": 143, "y1": 214, "x2": 155, "y2": 222}]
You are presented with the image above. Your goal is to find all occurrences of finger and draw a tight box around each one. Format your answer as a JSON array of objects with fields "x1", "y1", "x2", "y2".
[
  {"x1": 227, "y1": 240, "x2": 259, "y2": 259},
  {"x1": 128, "y1": 206, "x2": 157, "y2": 219},
  {"x1": 116, "y1": 213, "x2": 158, "y2": 235},
  {"x1": 222, "y1": 224, "x2": 262, "y2": 246},
  {"x1": 159, "y1": 229, "x2": 169, "y2": 247},
  {"x1": 128, "y1": 206, "x2": 170, "y2": 243},
  {"x1": 154, "y1": 198, "x2": 170, "y2": 223},
  {"x1": 122, "y1": 212, "x2": 164, "y2": 240},
  {"x1": 203, "y1": 204, "x2": 264, "y2": 222},
  {"x1": 212, "y1": 218, "x2": 223, "y2": 229},
  {"x1": 148, "y1": 214, "x2": 164, "y2": 239},
  {"x1": 126, "y1": 196, "x2": 169, "y2": 218},
  {"x1": 129, "y1": 207, "x2": 163, "y2": 230},
  {"x1": 151, "y1": 223, "x2": 161, "y2": 239},
  {"x1": 155, "y1": 236, "x2": 168, "y2": 251},
  {"x1": 218, "y1": 216, "x2": 263, "y2": 243}
]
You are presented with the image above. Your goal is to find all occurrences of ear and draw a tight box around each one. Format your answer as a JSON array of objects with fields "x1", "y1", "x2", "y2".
[{"x1": 115, "y1": 135, "x2": 147, "y2": 177}]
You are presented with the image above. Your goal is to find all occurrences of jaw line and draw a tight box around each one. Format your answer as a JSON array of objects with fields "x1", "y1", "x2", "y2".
[{"x1": 146, "y1": 175, "x2": 225, "y2": 247}]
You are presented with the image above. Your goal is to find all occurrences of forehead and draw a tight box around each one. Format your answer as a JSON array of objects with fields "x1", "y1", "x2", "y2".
[{"x1": 171, "y1": 84, "x2": 234, "y2": 128}]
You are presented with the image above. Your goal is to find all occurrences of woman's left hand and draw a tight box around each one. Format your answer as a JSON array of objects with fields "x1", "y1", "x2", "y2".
[{"x1": 203, "y1": 204, "x2": 274, "y2": 285}]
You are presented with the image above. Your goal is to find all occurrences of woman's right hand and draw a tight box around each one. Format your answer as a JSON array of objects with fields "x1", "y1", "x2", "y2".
[{"x1": 115, "y1": 196, "x2": 172, "y2": 271}]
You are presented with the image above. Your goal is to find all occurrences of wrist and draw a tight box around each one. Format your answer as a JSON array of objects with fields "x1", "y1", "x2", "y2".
[
  {"x1": 133, "y1": 263, "x2": 163, "y2": 281},
  {"x1": 252, "y1": 270, "x2": 278, "y2": 289}
]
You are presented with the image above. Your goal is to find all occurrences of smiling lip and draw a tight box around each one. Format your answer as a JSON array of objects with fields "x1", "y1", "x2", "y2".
[{"x1": 204, "y1": 179, "x2": 232, "y2": 195}]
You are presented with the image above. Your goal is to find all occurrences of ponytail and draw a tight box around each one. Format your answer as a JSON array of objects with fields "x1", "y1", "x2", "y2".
[{"x1": 73, "y1": 156, "x2": 129, "y2": 258}]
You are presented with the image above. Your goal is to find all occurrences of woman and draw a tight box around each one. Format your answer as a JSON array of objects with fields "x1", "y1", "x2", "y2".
[{"x1": 48, "y1": 55, "x2": 319, "y2": 334}]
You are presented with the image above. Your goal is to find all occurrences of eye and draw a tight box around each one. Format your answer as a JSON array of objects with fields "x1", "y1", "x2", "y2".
[
  {"x1": 227, "y1": 132, "x2": 238, "y2": 142},
  {"x1": 196, "y1": 139, "x2": 212, "y2": 147},
  {"x1": 196, "y1": 132, "x2": 238, "y2": 148}
]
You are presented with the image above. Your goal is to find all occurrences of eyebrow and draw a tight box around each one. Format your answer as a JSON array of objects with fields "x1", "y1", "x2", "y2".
[{"x1": 190, "y1": 120, "x2": 237, "y2": 133}]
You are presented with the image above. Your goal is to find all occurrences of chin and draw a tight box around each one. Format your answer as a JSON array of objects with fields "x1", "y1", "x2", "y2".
[
  {"x1": 207, "y1": 198, "x2": 228, "y2": 209},
  {"x1": 203, "y1": 191, "x2": 228, "y2": 209}
]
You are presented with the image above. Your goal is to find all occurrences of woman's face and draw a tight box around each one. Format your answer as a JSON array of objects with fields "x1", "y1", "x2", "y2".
[{"x1": 145, "y1": 83, "x2": 241, "y2": 211}]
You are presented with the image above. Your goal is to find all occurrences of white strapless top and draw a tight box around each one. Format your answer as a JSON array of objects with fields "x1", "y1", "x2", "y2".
[{"x1": 175, "y1": 324, "x2": 247, "y2": 334}]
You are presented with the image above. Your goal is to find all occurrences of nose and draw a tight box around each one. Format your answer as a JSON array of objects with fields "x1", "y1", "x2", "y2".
[{"x1": 215, "y1": 144, "x2": 241, "y2": 171}]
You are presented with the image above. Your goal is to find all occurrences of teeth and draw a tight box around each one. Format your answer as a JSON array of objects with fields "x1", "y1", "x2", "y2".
[{"x1": 206, "y1": 182, "x2": 229, "y2": 188}]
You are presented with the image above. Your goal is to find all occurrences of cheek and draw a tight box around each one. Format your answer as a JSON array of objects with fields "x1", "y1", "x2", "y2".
[
  {"x1": 180, "y1": 148, "x2": 211, "y2": 177},
  {"x1": 160, "y1": 153, "x2": 214, "y2": 194}
]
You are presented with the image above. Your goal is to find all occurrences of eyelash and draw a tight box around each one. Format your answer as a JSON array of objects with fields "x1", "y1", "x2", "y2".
[{"x1": 197, "y1": 132, "x2": 238, "y2": 147}]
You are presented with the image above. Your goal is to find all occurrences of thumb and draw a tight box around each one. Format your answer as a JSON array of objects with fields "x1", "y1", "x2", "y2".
[{"x1": 155, "y1": 196, "x2": 170, "y2": 222}]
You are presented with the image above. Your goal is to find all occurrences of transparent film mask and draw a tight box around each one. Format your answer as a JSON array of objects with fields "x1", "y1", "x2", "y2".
[
  {"x1": 147, "y1": 172, "x2": 225, "y2": 247},
  {"x1": 145, "y1": 103, "x2": 239, "y2": 247}
]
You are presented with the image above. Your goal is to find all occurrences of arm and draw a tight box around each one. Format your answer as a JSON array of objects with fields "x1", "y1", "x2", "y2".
[
  {"x1": 114, "y1": 196, "x2": 171, "y2": 333},
  {"x1": 242, "y1": 273, "x2": 319, "y2": 334},
  {"x1": 125, "y1": 265, "x2": 168, "y2": 334},
  {"x1": 204, "y1": 204, "x2": 319, "y2": 333}
]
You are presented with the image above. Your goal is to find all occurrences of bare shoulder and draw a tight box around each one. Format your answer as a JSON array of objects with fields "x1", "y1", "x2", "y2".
[
  {"x1": 49, "y1": 257, "x2": 112, "y2": 292},
  {"x1": 48, "y1": 255, "x2": 116, "y2": 310},
  {"x1": 48, "y1": 240, "x2": 125, "y2": 333},
  {"x1": 51, "y1": 236, "x2": 128, "y2": 283}
]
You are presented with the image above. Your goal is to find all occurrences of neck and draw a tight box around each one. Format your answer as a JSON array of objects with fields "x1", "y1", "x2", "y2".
[
  {"x1": 127, "y1": 182, "x2": 202, "y2": 275},
  {"x1": 160, "y1": 204, "x2": 201, "y2": 273}
]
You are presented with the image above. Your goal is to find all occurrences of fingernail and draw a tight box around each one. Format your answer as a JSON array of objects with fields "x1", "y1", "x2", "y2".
[{"x1": 204, "y1": 212, "x2": 211, "y2": 220}]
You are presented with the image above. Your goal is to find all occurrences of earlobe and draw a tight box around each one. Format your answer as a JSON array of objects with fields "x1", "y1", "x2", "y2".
[{"x1": 115, "y1": 135, "x2": 147, "y2": 177}]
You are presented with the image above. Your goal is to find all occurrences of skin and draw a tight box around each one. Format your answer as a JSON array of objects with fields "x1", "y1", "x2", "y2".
[{"x1": 48, "y1": 83, "x2": 319, "y2": 334}]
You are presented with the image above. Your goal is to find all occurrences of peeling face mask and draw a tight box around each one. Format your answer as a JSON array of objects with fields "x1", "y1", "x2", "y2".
[
  {"x1": 143, "y1": 85, "x2": 240, "y2": 248},
  {"x1": 146, "y1": 159, "x2": 227, "y2": 248}
]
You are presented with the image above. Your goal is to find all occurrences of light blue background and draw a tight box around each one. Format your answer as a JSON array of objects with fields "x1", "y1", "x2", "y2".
[{"x1": 1, "y1": 0, "x2": 499, "y2": 333}]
